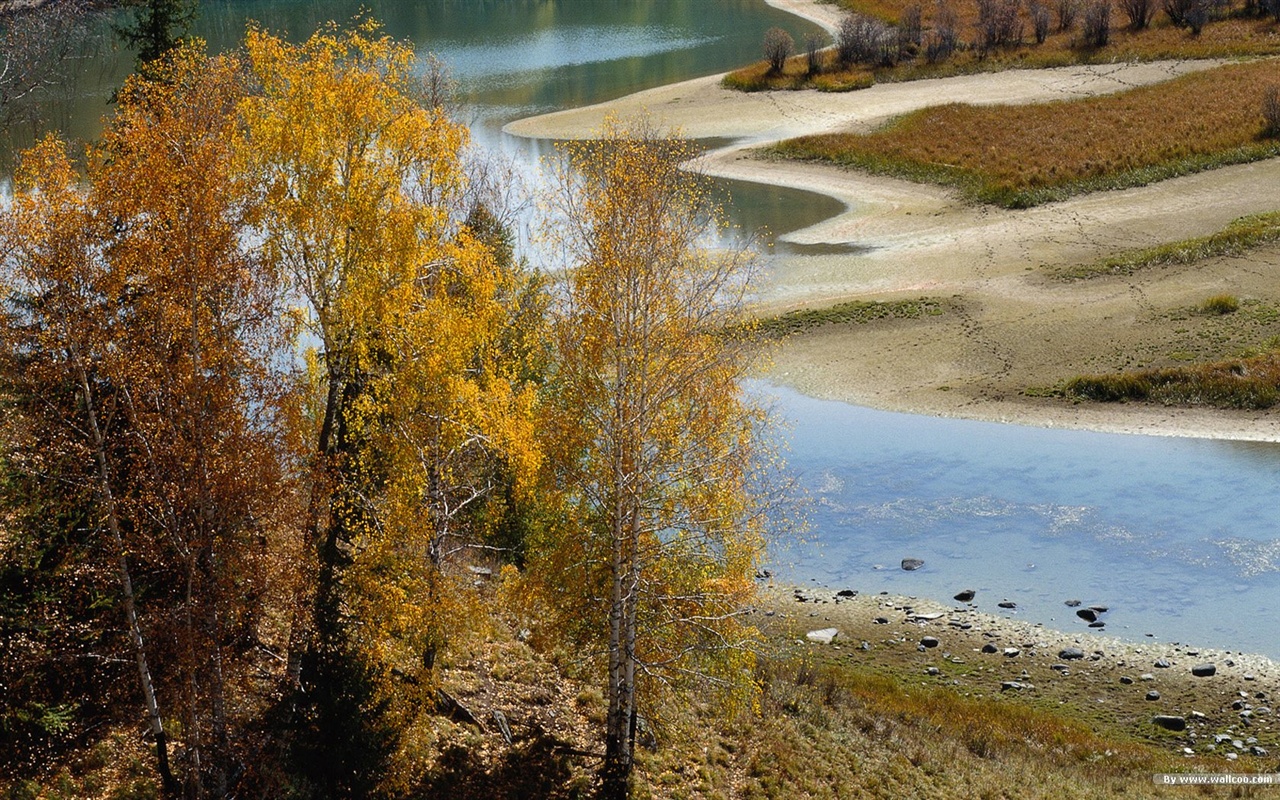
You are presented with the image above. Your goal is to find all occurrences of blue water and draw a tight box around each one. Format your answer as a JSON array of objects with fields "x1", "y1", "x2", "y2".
[{"x1": 764, "y1": 384, "x2": 1280, "y2": 656}]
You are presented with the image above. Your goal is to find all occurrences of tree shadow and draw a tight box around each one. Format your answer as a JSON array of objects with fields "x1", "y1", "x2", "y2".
[{"x1": 417, "y1": 727, "x2": 592, "y2": 800}]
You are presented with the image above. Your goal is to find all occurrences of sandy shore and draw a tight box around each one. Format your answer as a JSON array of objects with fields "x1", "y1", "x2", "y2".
[
  {"x1": 506, "y1": 2, "x2": 1280, "y2": 441},
  {"x1": 757, "y1": 584, "x2": 1280, "y2": 756}
]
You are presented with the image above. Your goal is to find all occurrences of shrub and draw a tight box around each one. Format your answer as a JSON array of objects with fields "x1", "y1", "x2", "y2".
[
  {"x1": 1264, "y1": 86, "x2": 1280, "y2": 137},
  {"x1": 763, "y1": 27, "x2": 794, "y2": 74},
  {"x1": 927, "y1": 0, "x2": 961, "y2": 61},
  {"x1": 1056, "y1": 0, "x2": 1079, "y2": 29},
  {"x1": 836, "y1": 13, "x2": 896, "y2": 66},
  {"x1": 804, "y1": 32, "x2": 823, "y2": 75},
  {"x1": 1030, "y1": 1, "x2": 1053, "y2": 41},
  {"x1": 1164, "y1": 0, "x2": 1210, "y2": 33},
  {"x1": 1200, "y1": 294, "x2": 1240, "y2": 314},
  {"x1": 1081, "y1": 0, "x2": 1111, "y2": 46},
  {"x1": 976, "y1": 0, "x2": 1024, "y2": 55},
  {"x1": 1118, "y1": 0, "x2": 1155, "y2": 28},
  {"x1": 898, "y1": 4, "x2": 924, "y2": 57}
]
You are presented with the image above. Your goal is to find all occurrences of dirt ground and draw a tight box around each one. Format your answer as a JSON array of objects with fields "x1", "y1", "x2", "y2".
[{"x1": 507, "y1": 32, "x2": 1280, "y2": 440}]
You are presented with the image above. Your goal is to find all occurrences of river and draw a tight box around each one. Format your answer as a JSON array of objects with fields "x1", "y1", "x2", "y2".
[{"x1": 9, "y1": 0, "x2": 1280, "y2": 657}]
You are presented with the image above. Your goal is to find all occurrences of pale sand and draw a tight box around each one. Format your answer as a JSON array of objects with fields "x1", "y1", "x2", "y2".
[{"x1": 504, "y1": 2, "x2": 1280, "y2": 441}]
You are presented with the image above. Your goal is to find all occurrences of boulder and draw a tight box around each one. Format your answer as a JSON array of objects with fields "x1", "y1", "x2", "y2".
[
  {"x1": 806, "y1": 628, "x2": 839, "y2": 645},
  {"x1": 1152, "y1": 715, "x2": 1187, "y2": 732},
  {"x1": 1075, "y1": 608, "x2": 1098, "y2": 622},
  {"x1": 1059, "y1": 647, "x2": 1086, "y2": 660},
  {"x1": 1191, "y1": 663, "x2": 1217, "y2": 677},
  {"x1": 920, "y1": 636, "x2": 940, "y2": 648},
  {"x1": 953, "y1": 589, "x2": 976, "y2": 602},
  {"x1": 901, "y1": 558, "x2": 925, "y2": 571}
]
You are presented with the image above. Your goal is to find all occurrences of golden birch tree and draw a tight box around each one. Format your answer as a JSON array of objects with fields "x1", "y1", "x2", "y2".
[
  {"x1": 537, "y1": 116, "x2": 770, "y2": 799},
  {"x1": 236, "y1": 22, "x2": 541, "y2": 795}
]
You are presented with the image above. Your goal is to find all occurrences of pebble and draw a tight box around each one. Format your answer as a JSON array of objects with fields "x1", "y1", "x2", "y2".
[
  {"x1": 1153, "y1": 715, "x2": 1187, "y2": 732},
  {"x1": 1191, "y1": 663, "x2": 1216, "y2": 677},
  {"x1": 1064, "y1": 599, "x2": 1082, "y2": 607},
  {"x1": 1120, "y1": 676, "x2": 1134, "y2": 685},
  {"x1": 997, "y1": 601, "x2": 1017, "y2": 609},
  {"x1": 1154, "y1": 658, "x2": 1171, "y2": 669},
  {"x1": 981, "y1": 643, "x2": 998, "y2": 654},
  {"x1": 1146, "y1": 690, "x2": 1161, "y2": 701},
  {"x1": 1075, "y1": 608, "x2": 1098, "y2": 623},
  {"x1": 873, "y1": 617, "x2": 889, "y2": 625},
  {"x1": 1140, "y1": 673, "x2": 1155, "y2": 681},
  {"x1": 901, "y1": 558, "x2": 925, "y2": 571},
  {"x1": 1059, "y1": 647, "x2": 1086, "y2": 660},
  {"x1": 925, "y1": 666, "x2": 941, "y2": 676},
  {"x1": 1003, "y1": 647, "x2": 1021, "y2": 657},
  {"x1": 837, "y1": 589, "x2": 856, "y2": 597},
  {"x1": 1001, "y1": 681, "x2": 1033, "y2": 692},
  {"x1": 921, "y1": 636, "x2": 940, "y2": 648},
  {"x1": 954, "y1": 589, "x2": 976, "y2": 602}
]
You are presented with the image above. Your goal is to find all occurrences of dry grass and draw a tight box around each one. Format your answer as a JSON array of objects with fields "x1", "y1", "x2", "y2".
[
  {"x1": 725, "y1": 0, "x2": 1280, "y2": 91},
  {"x1": 1066, "y1": 351, "x2": 1280, "y2": 407},
  {"x1": 770, "y1": 59, "x2": 1280, "y2": 207}
]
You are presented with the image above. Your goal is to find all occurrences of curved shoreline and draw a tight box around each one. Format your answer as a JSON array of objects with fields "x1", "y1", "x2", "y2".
[{"x1": 505, "y1": 4, "x2": 1280, "y2": 442}]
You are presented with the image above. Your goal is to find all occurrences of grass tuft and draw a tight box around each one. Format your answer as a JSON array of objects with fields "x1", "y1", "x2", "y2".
[{"x1": 1201, "y1": 294, "x2": 1241, "y2": 315}]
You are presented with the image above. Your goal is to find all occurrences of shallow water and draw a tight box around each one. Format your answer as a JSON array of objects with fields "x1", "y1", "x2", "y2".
[{"x1": 764, "y1": 384, "x2": 1280, "y2": 657}]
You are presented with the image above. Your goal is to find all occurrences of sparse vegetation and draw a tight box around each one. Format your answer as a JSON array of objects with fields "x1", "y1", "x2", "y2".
[
  {"x1": 769, "y1": 60, "x2": 1280, "y2": 208},
  {"x1": 1055, "y1": 211, "x2": 1280, "y2": 280},
  {"x1": 755, "y1": 297, "x2": 947, "y2": 337}
]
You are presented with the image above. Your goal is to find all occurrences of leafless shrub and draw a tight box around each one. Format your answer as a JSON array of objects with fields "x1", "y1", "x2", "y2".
[
  {"x1": 1030, "y1": 1, "x2": 1053, "y2": 40},
  {"x1": 1165, "y1": 0, "x2": 1210, "y2": 31},
  {"x1": 804, "y1": 32, "x2": 824, "y2": 74},
  {"x1": 926, "y1": 0, "x2": 961, "y2": 61},
  {"x1": 898, "y1": 4, "x2": 923, "y2": 57},
  {"x1": 763, "y1": 26, "x2": 795, "y2": 74},
  {"x1": 1056, "y1": 0, "x2": 1080, "y2": 29},
  {"x1": 837, "y1": 13, "x2": 896, "y2": 66},
  {"x1": 1081, "y1": 0, "x2": 1111, "y2": 45},
  {"x1": 1118, "y1": 0, "x2": 1155, "y2": 28},
  {"x1": 975, "y1": 0, "x2": 1023, "y2": 55},
  {"x1": 1264, "y1": 86, "x2": 1280, "y2": 137},
  {"x1": 0, "y1": 0, "x2": 95, "y2": 125}
]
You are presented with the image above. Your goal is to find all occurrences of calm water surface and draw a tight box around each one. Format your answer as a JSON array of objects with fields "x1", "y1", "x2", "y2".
[{"x1": 9, "y1": 0, "x2": 1280, "y2": 657}]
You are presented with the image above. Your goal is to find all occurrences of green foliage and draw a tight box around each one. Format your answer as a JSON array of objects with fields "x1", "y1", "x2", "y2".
[{"x1": 115, "y1": 0, "x2": 197, "y2": 69}]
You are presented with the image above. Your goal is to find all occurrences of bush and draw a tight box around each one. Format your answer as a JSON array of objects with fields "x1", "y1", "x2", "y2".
[
  {"x1": 898, "y1": 4, "x2": 923, "y2": 57},
  {"x1": 1164, "y1": 0, "x2": 1210, "y2": 33},
  {"x1": 975, "y1": 0, "x2": 1024, "y2": 55},
  {"x1": 804, "y1": 32, "x2": 823, "y2": 75},
  {"x1": 927, "y1": 0, "x2": 961, "y2": 61},
  {"x1": 1081, "y1": 0, "x2": 1111, "y2": 46},
  {"x1": 763, "y1": 27, "x2": 795, "y2": 74},
  {"x1": 1056, "y1": 0, "x2": 1079, "y2": 29},
  {"x1": 1264, "y1": 86, "x2": 1280, "y2": 137},
  {"x1": 1030, "y1": 1, "x2": 1053, "y2": 41},
  {"x1": 1118, "y1": 0, "x2": 1155, "y2": 28},
  {"x1": 836, "y1": 13, "x2": 896, "y2": 66}
]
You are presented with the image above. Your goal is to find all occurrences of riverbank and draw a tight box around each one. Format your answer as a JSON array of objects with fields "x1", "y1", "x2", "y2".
[
  {"x1": 756, "y1": 583, "x2": 1280, "y2": 761},
  {"x1": 505, "y1": 10, "x2": 1280, "y2": 441}
]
